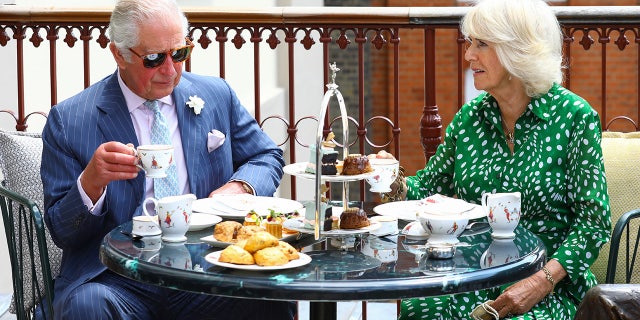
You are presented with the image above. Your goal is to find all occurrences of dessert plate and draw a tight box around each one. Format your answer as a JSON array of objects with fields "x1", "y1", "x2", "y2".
[
  {"x1": 188, "y1": 213, "x2": 222, "y2": 232},
  {"x1": 283, "y1": 162, "x2": 375, "y2": 182},
  {"x1": 192, "y1": 195, "x2": 303, "y2": 219},
  {"x1": 205, "y1": 251, "x2": 312, "y2": 271},
  {"x1": 282, "y1": 218, "x2": 380, "y2": 236}
]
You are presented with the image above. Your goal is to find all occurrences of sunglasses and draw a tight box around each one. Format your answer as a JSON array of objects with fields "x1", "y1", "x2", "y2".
[{"x1": 129, "y1": 38, "x2": 194, "y2": 68}]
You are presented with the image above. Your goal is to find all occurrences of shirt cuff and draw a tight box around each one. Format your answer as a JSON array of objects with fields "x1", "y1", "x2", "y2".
[{"x1": 77, "y1": 172, "x2": 106, "y2": 215}]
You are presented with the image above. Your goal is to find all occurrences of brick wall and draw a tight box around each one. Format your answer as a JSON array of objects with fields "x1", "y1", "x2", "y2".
[{"x1": 329, "y1": 0, "x2": 638, "y2": 176}]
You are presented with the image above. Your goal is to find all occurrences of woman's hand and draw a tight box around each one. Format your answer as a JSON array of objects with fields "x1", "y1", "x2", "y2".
[{"x1": 490, "y1": 260, "x2": 565, "y2": 317}]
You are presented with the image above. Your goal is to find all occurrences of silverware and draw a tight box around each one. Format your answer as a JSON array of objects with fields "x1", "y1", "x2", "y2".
[{"x1": 120, "y1": 230, "x2": 144, "y2": 241}]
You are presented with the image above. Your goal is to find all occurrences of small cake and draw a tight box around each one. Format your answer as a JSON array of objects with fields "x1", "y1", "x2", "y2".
[
  {"x1": 341, "y1": 154, "x2": 373, "y2": 175},
  {"x1": 243, "y1": 210, "x2": 262, "y2": 226},
  {"x1": 305, "y1": 132, "x2": 339, "y2": 175},
  {"x1": 339, "y1": 207, "x2": 370, "y2": 229},
  {"x1": 265, "y1": 210, "x2": 285, "y2": 239}
]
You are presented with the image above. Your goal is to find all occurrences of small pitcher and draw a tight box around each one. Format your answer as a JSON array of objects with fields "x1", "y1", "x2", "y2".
[
  {"x1": 143, "y1": 194, "x2": 197, "y2": 242},
  {"x1": 481, "y1": 192, "x2": 521, "y2": 239}
]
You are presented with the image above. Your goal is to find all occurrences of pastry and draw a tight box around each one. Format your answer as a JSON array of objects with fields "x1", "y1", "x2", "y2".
[
  {"x1": 236, "y1": 225, "x2": 264, "y2": 241},
  {"x1": 339, "y1": 207, "x2": 370, "y2": 229},
  {"x1": 243, "y1": 210, "x2": 262, "y2": 226},
  {"x1": 264, "y1": 209, "x2": 287, "y2": 238},
  {"x1": 218, "y1": 244, "x2": 255, "y2": 265},
  {"x1": 277, "y1": 241, "x2": 300, "y2": 260},
  {"x1": 213, "y1": 221, "x2": 242, "y2": 242},
  {"x1": 253, "y1": 246, "x2": 289, "y2": 266},
  {"x1": 341, "y1": 154, "x2": 373, "y2": 175},
  {"x1": 244, "y1": 231, "x2": 280, "y2": 253},
  {"x1": 305, "y1": 132, "x2": 339, "y2": 175}
]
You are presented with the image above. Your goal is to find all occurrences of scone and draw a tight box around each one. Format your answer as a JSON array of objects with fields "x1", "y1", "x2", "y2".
[
  {"x1": 218, "y1": 245, "x2": 255, "y2": 265},
  {"x1": 277, "y1": 241, "x2": 300, "y2": 260},
  {"x1": 213, "y1": 221, "x2": 242, "y2": 242},
  {"x1": 236, "y1": 225, "x2": 264, "y2": 241},
  {"x1": 253, "y1": 246, "x2": 289, "y2": 266},
  {"x1": 244, "y1": 231, "x2": 279, "y2": 253}
]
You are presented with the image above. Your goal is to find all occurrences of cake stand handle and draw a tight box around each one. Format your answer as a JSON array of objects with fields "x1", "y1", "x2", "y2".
[{"x1": 314, "y1": 73, "x2": 349, "y2": 240}]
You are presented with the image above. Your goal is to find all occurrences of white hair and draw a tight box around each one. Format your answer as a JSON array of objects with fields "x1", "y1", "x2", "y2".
[
  {"x1": 461, "y1": 0, "x2": 564, "y2": 97},
  {"x1": 108, "y1": 0, "x2": 189, "y2": 62}
]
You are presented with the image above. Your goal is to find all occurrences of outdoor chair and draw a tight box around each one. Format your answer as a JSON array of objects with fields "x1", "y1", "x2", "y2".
[
  {"x1": 0, "y1": 130, "x2": 61, "y2": 319},
  {"x1": 605, "y1": 208, "x2": 640, "y2": 284},
  {"x1": 591, "y1": 131, "x2": 640, "y2": 283},
  {"x1": 0, "y1": 186, "x2": 54, "y2": 319}
]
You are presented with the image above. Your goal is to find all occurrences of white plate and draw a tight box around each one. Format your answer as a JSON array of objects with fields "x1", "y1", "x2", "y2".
[
  {"x1": 283, "y1": 162, "x2": 375, "y2": 182},
  {"x1": 282, "y1": 218, "x2": 380, "y2": 236},
  {"x1": 188, "y1": 213, "x2": 222, "y2": 232},
  {"x1": 205, "y1": 251, "x2": 312, "y2": 271},
  {"x1": 192, "y1": 196, "x2": 303, "y2": 218},
  {"x1": 373, "y1": 200, "x2": 486, "y2": 221},
  {"x1": 200, "y1": 232, "x2": 300, "y2": 248}
]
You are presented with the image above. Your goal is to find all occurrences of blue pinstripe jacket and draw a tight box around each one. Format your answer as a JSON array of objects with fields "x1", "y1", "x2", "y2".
[{"x1": 40, "y1": 71, "x2": 284, "y2": 310}]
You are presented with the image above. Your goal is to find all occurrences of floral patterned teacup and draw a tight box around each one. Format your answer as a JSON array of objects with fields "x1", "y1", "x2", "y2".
[
  {"x1": 136, "y1": 144, "x2": 174, "y2": 178},
  {"x1": 482, "y1": 192, "x2": 521, "y2": 239},
  {"x1": 365, "y1": 158, "x2": 399, "y2": 193},
  {"x1": 143, "y1": 194, "x2": 197, "y2": 242}
]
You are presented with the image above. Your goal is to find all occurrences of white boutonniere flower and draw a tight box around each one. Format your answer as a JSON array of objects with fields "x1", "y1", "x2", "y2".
[{"x1": 186, "y1": 95, "x2": 205, "y2": 115}]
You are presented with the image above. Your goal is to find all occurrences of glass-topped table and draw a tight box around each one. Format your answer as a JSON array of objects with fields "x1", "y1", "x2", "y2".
[{"x1": 100, "y1": 215, "x2": 546, "y2": 320}]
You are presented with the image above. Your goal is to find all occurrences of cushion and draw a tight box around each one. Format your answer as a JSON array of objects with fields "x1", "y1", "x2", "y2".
[
  {"x1": 591, "y1": 131, "x2": 640, "y2": 283},
  {"x1": 0, "y1": 130, "x2": 62, "y2": 314}
]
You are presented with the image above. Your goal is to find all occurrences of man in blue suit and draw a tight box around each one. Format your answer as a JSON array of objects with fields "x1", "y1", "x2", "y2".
[{"x1": 40, "y1": 0, "x2": 294, "y2": 319}]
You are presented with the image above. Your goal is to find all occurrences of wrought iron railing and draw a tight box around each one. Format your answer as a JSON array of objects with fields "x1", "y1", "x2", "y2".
[{"x1": 1, "y1": 5, "x2": 640, "y2": 318}]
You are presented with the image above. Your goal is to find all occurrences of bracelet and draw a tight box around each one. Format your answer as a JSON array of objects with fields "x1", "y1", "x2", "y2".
[
  {"x1": 541, "y1": 266, "x2": 555, "y2": 294},
  {"x1": 381, "y1": 165, "x2": 406, "y2": 203}
]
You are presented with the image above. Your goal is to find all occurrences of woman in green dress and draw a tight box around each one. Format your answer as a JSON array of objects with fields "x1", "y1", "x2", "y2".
[{"x1": 390, "y1": 0, "x2": 611, "y2": 319}]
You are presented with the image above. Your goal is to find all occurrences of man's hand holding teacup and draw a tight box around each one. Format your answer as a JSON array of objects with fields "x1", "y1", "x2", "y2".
[{"x1": 81, "y1": 142, "x2": 139, "y2": 202}]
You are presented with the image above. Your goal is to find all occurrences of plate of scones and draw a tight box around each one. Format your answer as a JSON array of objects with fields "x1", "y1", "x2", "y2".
[{"x1": 205, "y1": 230, "x2": 311, "y2": 270}]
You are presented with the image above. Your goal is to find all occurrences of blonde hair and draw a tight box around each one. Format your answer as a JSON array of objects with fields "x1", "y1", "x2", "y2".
[{"x1": 461, "y1": 0, "x2": 564, "y2": 97}]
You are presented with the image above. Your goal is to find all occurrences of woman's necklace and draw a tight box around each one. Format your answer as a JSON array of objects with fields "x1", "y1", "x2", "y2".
[{"x1": 501, "y1": 119, "x2": 515, "y2": 144}]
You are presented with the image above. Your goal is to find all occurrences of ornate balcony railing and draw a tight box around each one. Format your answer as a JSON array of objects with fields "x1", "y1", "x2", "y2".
[
  {"x1": 1, "y1": 5, "x2": 639, "y2": 201},
  {"x1": 1, "y1": 5, "x2": 640, "y2": 318}
]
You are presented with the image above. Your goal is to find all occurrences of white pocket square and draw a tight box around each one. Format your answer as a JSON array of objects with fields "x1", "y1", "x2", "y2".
[{"x1": 207, "y1": 130, "x2": 226, "y2": 152}]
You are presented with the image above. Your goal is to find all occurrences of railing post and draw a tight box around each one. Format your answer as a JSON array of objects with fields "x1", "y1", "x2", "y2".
[{"x1": 420, "y1": 27, "x2": 442, "y2": 163}]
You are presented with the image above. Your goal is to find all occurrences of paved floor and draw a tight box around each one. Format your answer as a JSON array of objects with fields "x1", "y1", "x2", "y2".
[
  {"x1": 0, "y1": 299, "x2": 397, "y2": 320},
  {"x1": 298, "y1": 301, "x2": 398, "y2": 320}
]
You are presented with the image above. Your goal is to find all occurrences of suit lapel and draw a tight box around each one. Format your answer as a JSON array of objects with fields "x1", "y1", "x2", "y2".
[
  {"x1": 173, "y1": 77, "x2": 208, "y2": 196},
  {"x1": 96, "y1": 73, "x2": 145, "y2": 198}
]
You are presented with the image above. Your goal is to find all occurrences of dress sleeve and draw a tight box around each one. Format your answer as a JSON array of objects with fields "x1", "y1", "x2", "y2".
[
  {"x1": 405, "y1": 114, "x2": 459, "y2": 200},
  {"x1": 552, "y1": 107, "x2": 611, "y2": 283}
]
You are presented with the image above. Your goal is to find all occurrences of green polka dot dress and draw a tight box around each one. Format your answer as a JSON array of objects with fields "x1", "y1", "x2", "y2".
[{"x1": 401, "y1": 83, "x2": 611, "y2": 320}]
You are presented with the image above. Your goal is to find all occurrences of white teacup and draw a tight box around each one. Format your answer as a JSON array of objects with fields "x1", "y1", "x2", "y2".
[
  {"x1": 366, "y1": 158, "x2": 400, "y2": 193},
  {"x1": 132, "y1": 214, "x2": 161, "y2": 236},
  {"x1": 143, "y1": 194, "x2": 197, "y2": 242},
  {"x1": 137, "y1": 144, "x2": 174, "y2": 178},
  {"x1": 481, "y1": 192, "x2": 521, "y2": 239}
]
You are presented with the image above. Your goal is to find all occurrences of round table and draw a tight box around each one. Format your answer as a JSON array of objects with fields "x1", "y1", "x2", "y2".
[{"x1": 100, "y1": 220, "x2": 545, "y2": 320}]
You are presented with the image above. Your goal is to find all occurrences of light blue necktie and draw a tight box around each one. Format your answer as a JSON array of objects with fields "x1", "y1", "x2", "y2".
[{"x1": 145, "y1": 100, "x2": 179, "y2": 199}]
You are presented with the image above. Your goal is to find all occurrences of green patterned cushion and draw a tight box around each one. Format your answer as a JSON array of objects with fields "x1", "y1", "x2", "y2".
[{"x1": 0, "y1": 130, "x2": 62, "y2": 314}]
